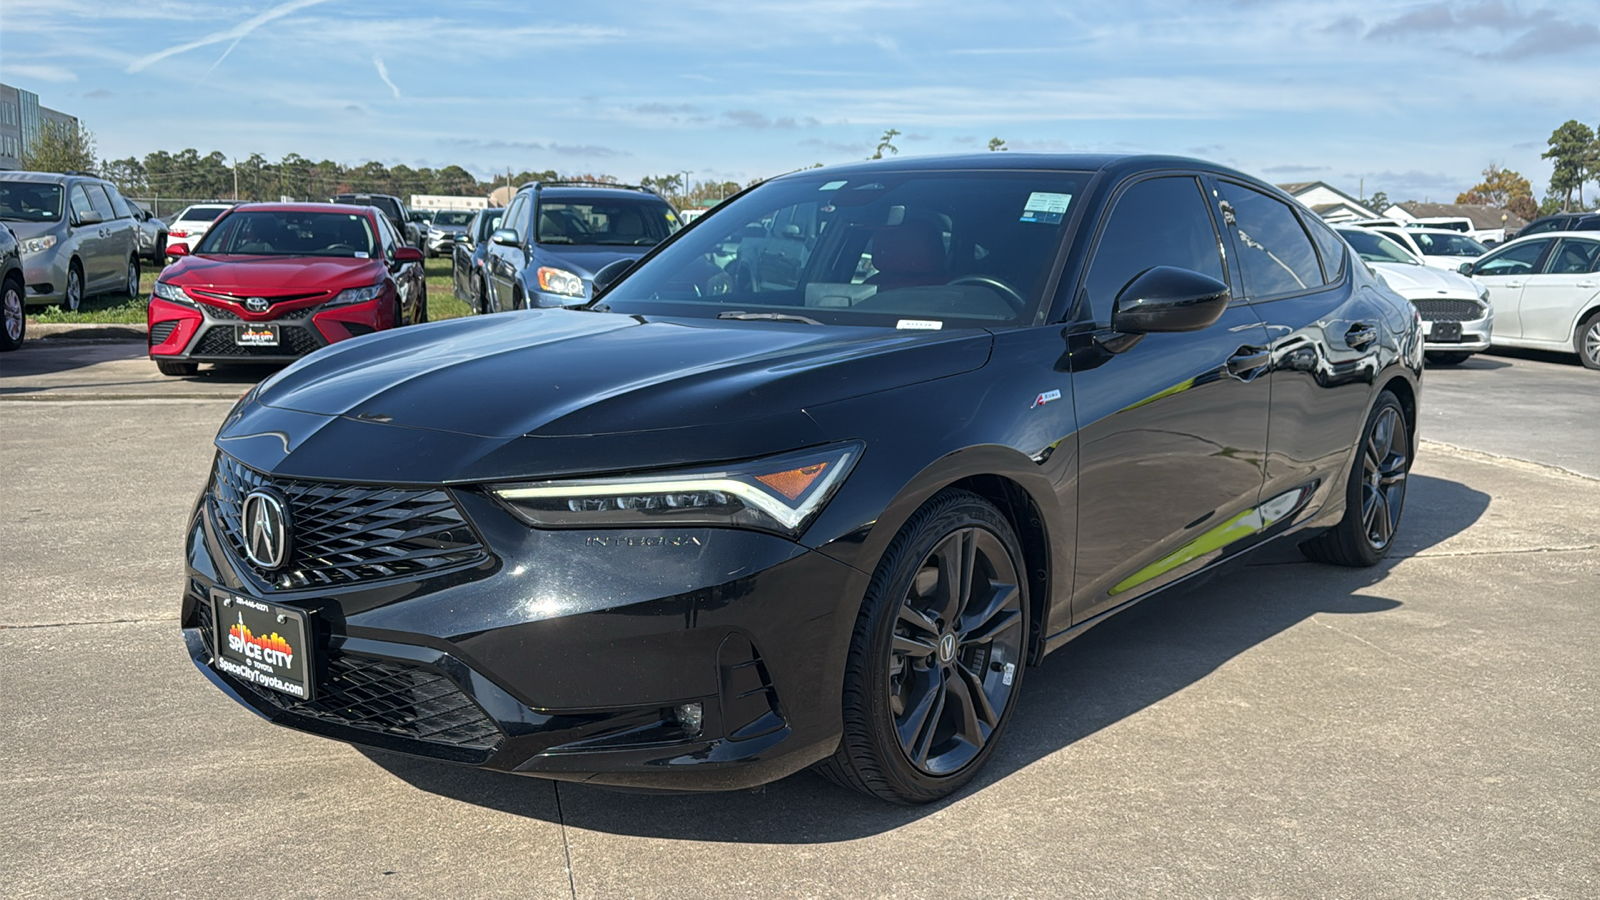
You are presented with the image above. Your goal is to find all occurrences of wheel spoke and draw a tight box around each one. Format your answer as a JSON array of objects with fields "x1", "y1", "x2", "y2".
[
  {"x1": 893, "y1": 632, "x2": 938, "y2": 660},
  {"x1": 933, "y1": 530, "x2": 975, "y2": 626},
  {"x1": 944, "y1": 667, "x2": 989, "y2": 748},
  {"x1": 898, "y1": 669, "x2": 947, "y2": 765},
  {"x1": 960, "y1": 584, "x2": 1022, "y2": 645},
  {"x1": 954, "y1": 661, "x2": 1000, "y2": 730},
  {"x1": 897, "y1": 604, "x2": 940, "y2": 638},
  {"x1": 1370, "y1": 492, "x2": 1391, "y2": 545}
]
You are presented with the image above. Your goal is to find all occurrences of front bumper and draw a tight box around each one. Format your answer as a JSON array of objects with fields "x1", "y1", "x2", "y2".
[
  {"x1": 426, "y1": 232, "x2": 462, "y2": 254},
  {"x1": 180, "y1": 456, "x2": 868, "y2": 790},
  {"x1": 21, "y1": 248, "x2": 68, "y2": 306},
  {"x1": 149, "y1": 296, "x2": 387, "y2": 364},
  {"x1": 1411, "y1": 297, "x2": 1493, "y2": 353}
]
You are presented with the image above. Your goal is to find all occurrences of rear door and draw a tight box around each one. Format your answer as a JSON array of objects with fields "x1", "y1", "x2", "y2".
[
  {"x1": 1472, "y1": 238, "x2": 1555, "y2": 339},
  {"x1": 1067, "y1": 173, "x2": 1271, "y2": 621},
  {"x1": 1519, "y1": 237, "x2": 1600, "y2": 346},
  {"x1": 488, "y1": 194, "x2": 529, "y2": 309},
  {"x1": 67, "y1": 184, "x2": 114, "y2": 289}
]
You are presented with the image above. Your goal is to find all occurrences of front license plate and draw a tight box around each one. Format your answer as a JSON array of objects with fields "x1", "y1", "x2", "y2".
[
  {"x1": 210, "y1": 590, "x2": 314, "y2": 700},
  {"x1": 1430, "y1": 322, "x2": 1463, "y2": 342},
  {"x1": 235, "y1": 324, "x2": 279, "y2": 347}
]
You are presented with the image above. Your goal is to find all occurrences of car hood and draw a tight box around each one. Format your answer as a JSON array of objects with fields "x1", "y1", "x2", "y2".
[
  {"x1": 1369, "y1": 262, "x2": 1480, "y2": 298},
  {"x1": 536, "y1": 244, "x2": 655, "y2": 282},
  {"x1": 2, "y1": 220, "x2": 62, "y2": 240},
  {"x1": 161, "y1": 255, "x2": 387, "y2": 294}
]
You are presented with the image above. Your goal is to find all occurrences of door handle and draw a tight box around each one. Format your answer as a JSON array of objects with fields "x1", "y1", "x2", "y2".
[
  {"x1": 1346, "y1": 322, "x2": 1378, "y2": 349},
  {"x1": 1504, "y1": 281, "x2": 1523, "y2": 289},
  {"x1": 1226, "y1": 346, "x2": 1271, "y2": 377},
  {"x1": 1577, "y1": 281, "x2": 1598, "y2": 289}
]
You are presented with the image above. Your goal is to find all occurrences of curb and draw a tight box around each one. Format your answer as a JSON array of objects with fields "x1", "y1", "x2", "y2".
[{"x1": 28, "y1": 323, "x2": 147, "y2": 342}]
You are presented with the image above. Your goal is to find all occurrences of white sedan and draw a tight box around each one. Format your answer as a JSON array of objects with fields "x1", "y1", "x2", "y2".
[
  {"x1": 1464, "y1": 233, "x2": 1600, "y2": 370},
  {"x1": 1367, "y1": 226, "x2": 1489, "y2": 271},
  {"x1": 1337, "y1": 226, "x2": 1491, "y2": 364}
]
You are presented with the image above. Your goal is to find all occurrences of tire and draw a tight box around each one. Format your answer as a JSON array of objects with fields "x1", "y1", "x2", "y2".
[
  {"x1": 416, "y1": 285, "x2": 428, "y2": 324},
  {"x1": 815, "y1": 489, "x2": 1030, "y2": 804},
  {"x1": 1425, "y1": 351, "x2": 1472, "y2": 365},
  {"x1": 125, "y1": 255, "x2": 141, "y2": 298},
  {"x1": 156, "y1": 359, "x2": 198, "y2": 377},
  {"x1": 0, "y1": 275, "x2": 25, "y2": 351},
  {"x1": 1301, "y1": 392, "x2": 1411, "y2": 567},
  {"x1": 64, "y1": 261, "x2": 84, "y2": 312},
  {"x1": 1576, "y1": 310, "x2": 1600, "y2": 371},
  {"x1": 475, "y1": 274, "x2": 489, "y2": 315}
]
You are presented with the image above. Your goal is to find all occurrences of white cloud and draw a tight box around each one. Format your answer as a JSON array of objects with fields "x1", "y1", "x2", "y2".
[
  {"x1": 126, "y1": 0, "x2": 335, "y2": 73},
  {"x1": 3, "y1": 64, "x2": 79, "y2": 83},
  {"x1": 373, "y1": 55, "x2": 402, "y2": 99}
]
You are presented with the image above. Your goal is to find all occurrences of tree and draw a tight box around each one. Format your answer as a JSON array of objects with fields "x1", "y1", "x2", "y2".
[
  {"x1": 23, "y1": 119, "x2": 97, "y2": 174},
  {"x1": 1542, "y1": 119, "x2": 1596, "y2": 211},
  {"x1": 1367, "y1": 191, "x2": 1390, "y2": 214},
  {"x1": 988, "y1": 137, "x2": 1007, "y2": 152},
  {"x1": 1457, "y1": 164, "x2": 1537, "y2": 221},
  {"x1": 871, "y1": 128, "x2": 901, "y2": 160}
]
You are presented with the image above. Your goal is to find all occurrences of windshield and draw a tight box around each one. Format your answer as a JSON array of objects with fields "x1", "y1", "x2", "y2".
[
  {"x1": 599, "y1": 169, "x2": 1087, "y2": 329},
  {"x1": 1411, "y1": 220, "x2": 1470, "y2": 233},
  {"x1": 433, "y1": 210, "x2": 474, "y2": 226},
  {"x1": 1337, "y1": 229, "x2": 1419, "y2": 265},
  {"x1": 1413, "y1": 232, "x2": 1487, "y2": 256},
  {"x1": 0, "y1": 182, "x2": 65, "y2": 222},
  {"x1": 177, "y1": 206, "x2": 228, "y2": 223},
  {"x1": 194, "y1": 210, "x2": 377, "y2": 258},
  {"x1": 536, "y1": 198, "x2": 679, "y2": 246}
]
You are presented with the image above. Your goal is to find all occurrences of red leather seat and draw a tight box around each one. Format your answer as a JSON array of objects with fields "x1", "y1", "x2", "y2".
[{"x1": 867, "y1": 222, "x2": 946, "y2": 290}]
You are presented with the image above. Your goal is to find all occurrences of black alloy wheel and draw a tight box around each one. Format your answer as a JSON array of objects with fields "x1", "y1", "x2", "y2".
[
  {"x1": 818, "y1": 489, "x2": 1029, "y2": 803},
  {"x1": 64, "y1": 262, "x2": 83, "y2": 312},
  {"x1": 1302, "y1": 391, "x2": 1411, "y2": 566},
  {"x1": 1577, "y1": 310, "x2": 1600, "y2": 371},
  {"x1": 0, "y1": 276, "x2": 24, "y2": 351}
]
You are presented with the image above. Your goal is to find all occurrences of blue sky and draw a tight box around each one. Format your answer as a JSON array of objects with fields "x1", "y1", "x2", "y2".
[{"x1": 2, "y1": 0, "x2": 1597, "y2": 202}]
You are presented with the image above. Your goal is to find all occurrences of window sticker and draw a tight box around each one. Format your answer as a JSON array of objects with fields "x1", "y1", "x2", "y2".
[
  {"x1": 819, "y1": 180, "x2": 848, "y2": 191},
  {"x1": 896, "y1": 319, "x2": 943, "y2": 331},
  {"x1": 354, "y1": 252, "x2": 369, "y2": 258},
  {"x1": 1020, "y1": 192, "x2": 1072, "y2": 225}
]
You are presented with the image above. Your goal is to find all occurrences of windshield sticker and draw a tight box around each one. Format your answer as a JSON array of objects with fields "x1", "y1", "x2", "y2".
[
  {"x1": 896, "y1": 319, "x2": 943, "y2": 331},
  {"x1": 819, "y1": 180, "x2": 848, "y2": 191},
  {"x1": 353, "y1": 252, "x2": 368, "y2": 258},
  {"x1": 1020, "y1": 192, "x2": 1072, "y2": 225}
]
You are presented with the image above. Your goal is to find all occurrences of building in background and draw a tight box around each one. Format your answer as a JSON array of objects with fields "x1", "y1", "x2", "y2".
[
  {"x1": 410, "y1": 194, "x2": 488, "y2": 212},
  {"x1": 1276, "y1": 181, "x2": 1380, "y2": 223},
  {"x1": 0, "y1": 84, "x2": 79, "y2": 170}
]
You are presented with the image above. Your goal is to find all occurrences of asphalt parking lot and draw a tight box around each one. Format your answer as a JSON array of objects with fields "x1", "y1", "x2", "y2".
[{"x1": 2, "y1": 338, "x2": 1597, "y2": 899}]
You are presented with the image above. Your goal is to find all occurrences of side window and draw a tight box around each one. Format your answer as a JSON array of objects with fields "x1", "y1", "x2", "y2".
[
  {"x1": 1079, "y1": 176, "x2": 1225, "y2": 323},
  {"x1": 375, "y1": 215, "x2": 397, "y2": 258},
  {"x1": 1303, "y1": 214, "x2": 1348, "y2": 283},
  {"x1": 1477, "y1": 239, "x2": 1551, "y2": 276},
  {"x1": 85, "y1": 184, "x2": 117, "y2": 220},
  {"x1": 104, "y1": 185, "x2": 132, "y2": 219},
  {"x1": 513, "y1": 195, "x2": 534, "y2": 240},
  {"x1": 1218, "y1": 182, "x2": 1322, "y2": 298},
  {"x1": 69, "y1": 185, "x2": 95, "y2": 222},
  {"x1": 500, "y1": 197, "x2": 524, "y2": 240},
  {"x1": 1547, "y1": 239, "x2": 1600, "y2": 275}
]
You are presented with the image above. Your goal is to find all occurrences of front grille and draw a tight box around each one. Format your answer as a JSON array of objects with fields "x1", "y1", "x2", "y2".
[
  {"x1": 211, "y1": 453, "x2": 490, "y2": 590},
  {"x1": 193, "y1": 288, "x2": 327, "y2": 306},
  {"x1": 192, "y1": 324, "x2": 322, "y2": 357},
  {"x1": 149, "y1": 320, "x2": 176, "y2": 345},
  {"x1": 1412, "y1": 298, "x2": 1484, "y2": 322},
  {"x1": 206, "y1": 304, "x2": 242, "y2": 321}
]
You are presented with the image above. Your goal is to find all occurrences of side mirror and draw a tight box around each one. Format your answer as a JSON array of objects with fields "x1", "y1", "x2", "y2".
[
  {"x1": 591, "y1": 258, "x2": 634, "y2": 296},
  {"x1": 491, "y1": 228, "x2": 520, "y2": 247},
  {"x1": 1110, "y1": 266, "x2": 1231, "y2": 335},
  {"x1": 165, "y1": 243, "x2": 190, "y2": 258},
  {"x1": 74, "y1": 210, "x2": 104, "y2": 227},
  {"x1": 393, "y1": 246, "x2": 423, "y2": 264},
  {"x1": 1457, "y1": 262, "x2": 1474, "y2": 275}
]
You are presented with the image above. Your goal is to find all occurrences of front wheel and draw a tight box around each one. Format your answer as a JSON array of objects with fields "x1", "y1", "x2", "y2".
[
  {"x1": 816, "y1": 489, "x2": 1029, "y2": 804},
  {"x1": 1301, "y1": 391, "x2": 1411, "y2": 567},
  {"x1": 1, "y1": 276, "x2": 25, "y2": 351},
  {"x1": 64, "y1": 262, "x2": 83, "y2": 312},
  {"x1": 1425, "y1": 351, "x2": 1472, "y2": 365},
  {"x1": 1576, "y1": 310, "x2": 1600, "y2": 371},
  {"x1": 155, "y1": 359, "x2": 198, "y2": 377}
]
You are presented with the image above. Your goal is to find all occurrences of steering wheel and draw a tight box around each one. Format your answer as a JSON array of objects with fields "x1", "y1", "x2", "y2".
[{"x1": 945, "y1": 275, "x2": 1027, "y2": 314}]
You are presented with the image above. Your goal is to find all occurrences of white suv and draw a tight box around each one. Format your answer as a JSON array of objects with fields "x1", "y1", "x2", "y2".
[{"x1": 165, "y1": 203, "x2": 235, "y2": 254}]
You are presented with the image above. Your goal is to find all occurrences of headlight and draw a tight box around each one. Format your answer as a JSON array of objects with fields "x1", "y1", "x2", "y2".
[
  {"x1": 536, "y1": 266, "x2": 585, "y2": 297},
  {"x1": 20, "y1": 235, "x2": 57, "y2": 255},
  {"x1": 491, "y1": 443, "x2": 863, "y2": 538},
  {"x1": 327, "y1": 283, "x2": 385, "y2": 306},
  {"x1": 1477, "y1": 282, "x2": 1490, "y2": 301},
  {"x1": 152, "y1": 281, "x2": 194, "y2": 305}
]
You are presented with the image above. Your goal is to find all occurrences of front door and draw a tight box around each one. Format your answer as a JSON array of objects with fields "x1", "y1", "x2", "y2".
[
  {"x1": 1067, "y1": 174, "x2": 1271, "y2": 622},
  {"x1": 1473, "y1": 237, "x2": 1555, "y2": 340},
  {"x1": 1520, "y1": 238, "x2": 1600, "y2": 346}
]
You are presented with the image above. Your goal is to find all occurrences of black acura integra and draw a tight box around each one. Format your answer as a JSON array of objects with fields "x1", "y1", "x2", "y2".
[{"x1": 183, "y1": 154, "x2": 1422, "y2": 803}]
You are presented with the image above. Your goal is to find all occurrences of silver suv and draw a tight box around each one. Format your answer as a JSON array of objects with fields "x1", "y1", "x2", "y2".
[{"x1": 0, "y1": 171, "x2": 141, "y2": 311}]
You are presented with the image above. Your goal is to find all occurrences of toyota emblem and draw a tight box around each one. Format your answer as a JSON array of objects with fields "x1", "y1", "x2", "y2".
[
  {"x1": 244, "y1": 297, "x2": 270, "y2": 312},
  {"x1": 241, "y1": 489, "x2": 292, "y2": 570}
]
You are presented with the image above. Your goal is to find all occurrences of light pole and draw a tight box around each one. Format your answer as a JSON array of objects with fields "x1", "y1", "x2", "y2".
[{"x1": 681, "y1": 170, "x2": 692, "y2": 208}]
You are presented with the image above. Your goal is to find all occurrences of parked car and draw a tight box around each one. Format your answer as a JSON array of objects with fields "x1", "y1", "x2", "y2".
[
  {"x1": 332, "y1": 193, "x2": 420, "y2": 248},
  {"x1": 148, "y1": 203, "x2": 425, "y2": 376},
  {"x1": 129, "y1": 202, "x2": 168, "y2": 263},
  {"x1": 1515, "y1": 212, "x2": 1600, "y2": 239},
  {"x1": 1463, "y1": 232, "x2": 1600, "y2": 369},
  {"x1": 425, "y1": 209, "x2": 475, "y2": 257},
  {"x1": 1337, "y1": 225, "x2": 1491, "y2": 365},
  {"x1": 0, "y1": 223, "x2": 24, "y2": 351},
  {"x1": 483, "y1": 182, "x2": 681, "y2": 310},
  {"x1": 1406, "y1": 216, "x2": 1503, "y2": 246},
  {"x1": 1367, "y1": 225, "x2": 1487, "y2": 271},
  {"x1": 179, "y1": 153, "x2": 1422, "y2": 803},
  {"x1": 0, "y1": 171, "x2": 141, "y2": 311},
  {"x1": 452, "y1": 206, "x2": 503, "y2": 313},
  {"x1": 408, "y1": 208, "x2": 434, "y2": 249},
  {"x1": 167, "y1": 203, "x2": 236, "y2": 256}
]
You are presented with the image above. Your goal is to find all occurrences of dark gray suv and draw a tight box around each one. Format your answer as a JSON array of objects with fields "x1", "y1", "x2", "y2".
[{"x1": 0, "y1": 171, "x2": 141, "y2": 311}]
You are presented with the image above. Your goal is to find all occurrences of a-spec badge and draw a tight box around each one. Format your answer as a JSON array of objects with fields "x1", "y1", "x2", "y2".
[
  {"x1": 244, "y1": 297, "x2": 270, "y2": 312},
  {"x1": 1031, "y1": 389, "x2": 1062, "y2": 409}
]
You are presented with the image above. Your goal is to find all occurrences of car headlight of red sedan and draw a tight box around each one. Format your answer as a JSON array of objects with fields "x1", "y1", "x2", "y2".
[{"x1": 327, "y1": 283, "x2": 385, "y2": 307}]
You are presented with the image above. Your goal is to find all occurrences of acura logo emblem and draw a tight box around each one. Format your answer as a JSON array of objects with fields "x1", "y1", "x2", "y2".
[
  {"x1": 242, "y1": 489, "x2": 292, "y2": 570},
  {"x1": 244, "y1": 297, "x2": 270, "y2": 312}
]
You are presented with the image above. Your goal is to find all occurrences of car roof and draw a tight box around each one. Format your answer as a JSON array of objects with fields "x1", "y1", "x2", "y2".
[
  {"x1": 0, "y1": 170, "x2": 106, "y2": 184},
  {"x1": 1402, "y1": 227, "x2": 1481, "y2": 237},
  {"x1": 222, "y1": 202, "x2": 380, "y2": 215}
]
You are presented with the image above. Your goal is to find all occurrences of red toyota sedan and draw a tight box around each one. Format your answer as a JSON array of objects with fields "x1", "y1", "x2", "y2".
[{"x1": 148, "y1": 203, "x2": 427, "y2": 376}]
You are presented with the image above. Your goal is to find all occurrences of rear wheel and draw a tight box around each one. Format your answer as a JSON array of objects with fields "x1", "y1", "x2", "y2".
[
  {"x1": 416, "y1": 285, "x2": 428, "y2": 324},
  {"x1": 125, "y1": 255, "x2": 141, "y2": 298},
  {"x1": 64, "y1": 261, "x2": 83, "y2": 312},
  {"x1": 1, "y1": 275, "x2": 25, "y2": 351},
  {"x1": 156, "y1": 359, "x2": 198, "y2": 377},
  {"x1": 1301, "y1": 392, "x2": 1411, "y2": 567},
  {"x1": 1425, "y1": 351, "x2": 1472, "y2": 365},
  {"x1": 816, "y1": 489, "x2": 1029, "y2": 804},
  {"x1": 475, "y1": 274, "x2": 489, "y2": 314},
  {"x1": 1576, "y1": 310, "x2": 1600, "y2": 371}
]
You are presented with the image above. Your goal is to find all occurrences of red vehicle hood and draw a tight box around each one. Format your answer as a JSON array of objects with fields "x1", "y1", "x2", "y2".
[{"x1": 161, "y1": 255, "x2": 385, "y2": 295}]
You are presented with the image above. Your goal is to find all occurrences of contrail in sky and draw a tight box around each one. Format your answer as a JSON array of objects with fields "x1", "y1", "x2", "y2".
[
  {"x1": 128, "y1": 0, "x2": 335, "y2": 73},
  {"x1": 373, "y1": 55, "x2": 402, "y2": 98}
]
